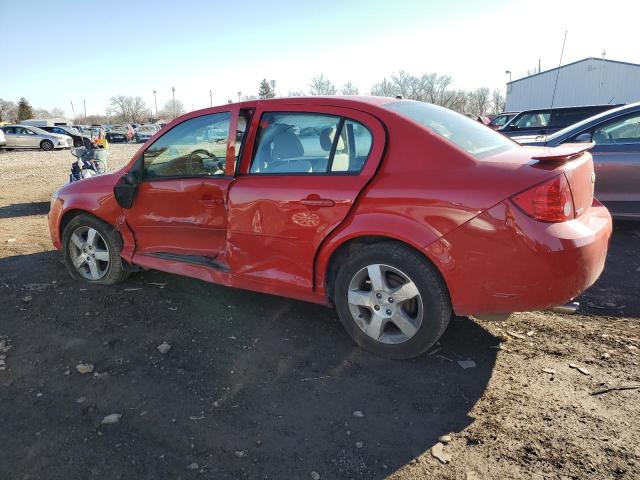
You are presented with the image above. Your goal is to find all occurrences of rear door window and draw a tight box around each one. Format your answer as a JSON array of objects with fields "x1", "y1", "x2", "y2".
[{"x1": 249, "y1": 112, "x2": 372, "y2": 174}]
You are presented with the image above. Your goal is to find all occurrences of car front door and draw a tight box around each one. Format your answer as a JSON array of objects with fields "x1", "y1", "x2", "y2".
[
  {"x1": 226, "y1": 105, "x2": 386, "y2": 293},
  {"x1": 124, "y1": 110, "x2": 240, "y2": 268},
  {"x1": 588, "y1": 112, "x2": 640, "y2": 217},
  {"x1": 21, "y1": 127, "x2": 42, "y2": 148}
]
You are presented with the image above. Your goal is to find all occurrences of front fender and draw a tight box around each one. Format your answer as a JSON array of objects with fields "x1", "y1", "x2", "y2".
[{"x1": 48, "y1": 173, "x2": 134, "y2": 259}]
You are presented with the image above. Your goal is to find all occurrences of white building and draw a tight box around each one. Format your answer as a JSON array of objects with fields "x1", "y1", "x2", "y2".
[{"x1": 505, "y1": 57, "x2": 640, "y2": 111}]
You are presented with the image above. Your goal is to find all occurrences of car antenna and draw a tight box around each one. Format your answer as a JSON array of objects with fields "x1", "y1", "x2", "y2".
[{"x1": 548, "y1": 30, "x2": 568, "y2": 123}]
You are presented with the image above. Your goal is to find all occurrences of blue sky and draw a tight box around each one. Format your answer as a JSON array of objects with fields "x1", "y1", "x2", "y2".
[{"x1": 1, "y1": 0, "x2": 638, "y2": 117}]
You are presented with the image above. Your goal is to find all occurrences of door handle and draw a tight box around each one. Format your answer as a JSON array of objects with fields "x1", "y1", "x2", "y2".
[{"x1": 300, "y1": 198, "x2": 335, "y2": 207}]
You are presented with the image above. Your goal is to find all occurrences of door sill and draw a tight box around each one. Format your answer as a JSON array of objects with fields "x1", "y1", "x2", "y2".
[{"x1": 144, "y1": 252, "x2": 229, "y2": 272}]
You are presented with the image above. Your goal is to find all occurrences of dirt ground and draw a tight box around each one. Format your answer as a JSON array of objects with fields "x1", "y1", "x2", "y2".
[{"x1": 0, "y1": 144, "x2": 639, "y2": 480}]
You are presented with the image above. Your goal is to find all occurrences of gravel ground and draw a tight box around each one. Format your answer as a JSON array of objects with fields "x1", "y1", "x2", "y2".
[{"x1": 0, "y1": 145, "x2": 639, "y2": 479}]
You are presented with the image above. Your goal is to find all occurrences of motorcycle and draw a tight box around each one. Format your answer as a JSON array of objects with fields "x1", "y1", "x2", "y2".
[{"x1": 69, "y1": 139, "x2": 108, "y2": 182}]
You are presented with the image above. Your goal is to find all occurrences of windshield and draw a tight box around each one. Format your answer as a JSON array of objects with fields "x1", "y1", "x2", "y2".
[
  {"x1": 139, "y1": 126, "x2": 156, "y2": 132},
  {"x1": 28, "y1": 126, "x2": 50, "y2": 135},
  {"x1": 382, "y1": 100, "x2": 516, "y2": 159}
]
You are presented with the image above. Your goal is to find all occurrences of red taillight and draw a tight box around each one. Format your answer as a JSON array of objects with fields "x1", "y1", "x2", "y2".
[{"x1": 511, "y1": 174, "x2": 575, "y2": 222}]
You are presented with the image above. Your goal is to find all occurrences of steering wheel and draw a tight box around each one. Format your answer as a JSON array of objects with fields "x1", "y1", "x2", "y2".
[{"x1": 188, "y1": 149, "x2": 223, "y2": 175}]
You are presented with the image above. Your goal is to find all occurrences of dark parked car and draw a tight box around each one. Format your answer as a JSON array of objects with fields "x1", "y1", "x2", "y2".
[
  {"x1": 39, "y1": 126, "x2": 92, "y2": 148},
  {"x1": 523, "y1": 102, "x2": 640, "y2": 220},
  {"x1": 500, "y1": 104, "x2": 622, "y2": 143}
]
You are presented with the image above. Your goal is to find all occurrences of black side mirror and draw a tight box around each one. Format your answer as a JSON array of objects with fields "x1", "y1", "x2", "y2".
[
  {"x1": 123, "y1": 171, "x2": 140, "y2": 186},
  {"x1": 574, "y1": 133, "x2": 592, "y2": 143},
  {"x1": 114, "y1": 171, "x2": 140, "y2": 209}
]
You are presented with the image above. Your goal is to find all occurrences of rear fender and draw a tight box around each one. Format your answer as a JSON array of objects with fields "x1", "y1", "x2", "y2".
[{"x1": 314, "y1": 212, "x2": 442, "y2": 296}]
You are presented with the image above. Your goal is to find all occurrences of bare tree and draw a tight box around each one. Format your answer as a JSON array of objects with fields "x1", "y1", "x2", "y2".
[
  {"x1": 107, "y1": 95, "x2": 149, "y2": 123},
  {"x1": 309, "y1": 75, "x2": 337, "y2": 95},
  {"x1": 391, "y1": 70, "x2": 420, "y2": 99},
  {"x1": 370, "y1": 78, "x2": 398, "y2": 97},
  {"x1": 467, "y1": 87, "x2": 491, "y2": 116},
  {"x1": 0, "y1": 99, "x2": 16, "y2": 122},
  {"x1": 490, "y1": 89, "x2": 505, "y2": 114},
  {"x1": 340, "y1": 82, "x2": 359, "y2": 95},
  {"x1": 287, "y1": 90, "x2": 306, "y2": 97},
  {"x1": 33, "y1": 108, "x2": 51, "y2": 119},
  {"x1": 159, "y1": 99, "x2": 185, "y2": 119}
]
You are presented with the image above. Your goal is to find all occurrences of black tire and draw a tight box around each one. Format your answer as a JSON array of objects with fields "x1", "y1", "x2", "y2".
[
  {"x1": 62, "y1": 213, "x2": 130, "y2": 285},
  {"x1": 333, "y1": 242, "x2": 451, "y2": 359},
  {"x1": 40, "y1": 140, "x2": 54, "y2": 151}
]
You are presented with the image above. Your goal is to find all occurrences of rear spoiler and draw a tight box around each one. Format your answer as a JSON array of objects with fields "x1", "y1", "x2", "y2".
[{"x1": 530, "y1": 143, "x2": 594, "y2": 163}]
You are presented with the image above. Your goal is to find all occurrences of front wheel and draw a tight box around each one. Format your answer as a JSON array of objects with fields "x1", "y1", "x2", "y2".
[
  {"x1": 40, "y1": 140, "x2": 54, "y2": 151},
  {"x1": 334, "y1": 242, "x2": 451, "y2": 359},
  {"x1": 62, "y1": 214, "x2": 130, "y2": 285}
]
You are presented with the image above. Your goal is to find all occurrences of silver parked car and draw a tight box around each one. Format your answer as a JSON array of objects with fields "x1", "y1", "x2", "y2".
[
  {"x1": 1, "y1": 125, "x2": 73, "y2": 151},
  {"x1": 522, "y1": 102, "x2": 640, "y2": 220}
]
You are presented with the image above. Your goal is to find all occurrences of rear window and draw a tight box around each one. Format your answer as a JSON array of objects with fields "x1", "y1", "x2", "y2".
[{"x1": 382, "y1": 101, "x2": 516, "y2": 159}]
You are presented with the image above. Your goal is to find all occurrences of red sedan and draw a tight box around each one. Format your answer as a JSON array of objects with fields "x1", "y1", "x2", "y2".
[{"x1": 48, "y1": 97, "x2": 612, "y2": 359}]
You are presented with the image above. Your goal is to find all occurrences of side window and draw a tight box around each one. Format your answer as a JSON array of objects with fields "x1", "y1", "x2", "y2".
[
  {"x1": 143, "y1": 112, "x2": 230, "y2": 179},
  {"x1": 250, "y1": 112, "x2": 372, "y2": 174},
  {"x1": 592, "y1": 113, "x2": 640, "y2": 145},
  {"x1": 551, "y1": 109, "x2": 591, "y2": 128},
  {"x1": 514, "y1": 112, "x2": 550, "y2": 129},
  {"x1": 490, "y1": 114, "x2": 509, "y2": 127}
]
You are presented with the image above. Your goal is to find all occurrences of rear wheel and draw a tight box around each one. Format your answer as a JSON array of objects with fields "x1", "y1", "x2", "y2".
[
  {"x1": 40, "y1": 140, "x2": 54, "y2": 151},
  {"x1": 333, "y1": 242, "x2": 451, "y2": 359},
  {"x1": 62, "y1": 214, "x2": 129, "y2": 285}
]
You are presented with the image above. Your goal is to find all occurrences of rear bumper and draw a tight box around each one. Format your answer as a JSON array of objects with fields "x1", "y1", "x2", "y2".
[{"x1": 426, "y1": 199, "x2": 612, "y2": 316}]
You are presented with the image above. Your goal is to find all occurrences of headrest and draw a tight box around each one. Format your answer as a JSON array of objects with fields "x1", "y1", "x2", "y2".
[
  {"x1": 319, "y1": 127, "x2": 345, "y2": 151},
  {"x1": 272, "y1": 130, "x2": 304, "y2": 159}
]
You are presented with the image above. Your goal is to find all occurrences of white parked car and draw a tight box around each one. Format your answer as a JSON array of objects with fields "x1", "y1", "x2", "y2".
[
  {"x1": 0, "y1": 128, "x2": 6, "y2": 148},
  {"x1": 1, "y1": 125, "x2": 73, "y2": 150},
  {"x1": 134, "y1": 124, "x2": 159, "y2": 143}
]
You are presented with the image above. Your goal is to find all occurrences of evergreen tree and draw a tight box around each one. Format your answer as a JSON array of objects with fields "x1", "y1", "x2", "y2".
[
  {"x1": 17, "y1": 97, "x2": 33, "y2": 121},
  {"x1": 258, "y1": 79, "x2": 275, "y2": 99}
]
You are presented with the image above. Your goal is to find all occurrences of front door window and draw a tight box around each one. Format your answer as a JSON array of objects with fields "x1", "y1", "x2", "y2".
[{"x1": 143, "y1": 112, "x2": 231, "y2": 179}]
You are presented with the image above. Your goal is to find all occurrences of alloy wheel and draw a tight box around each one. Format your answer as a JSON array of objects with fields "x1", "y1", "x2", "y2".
[
  {"x1": 68, "y1": 226, "x2": 110, "y2": 280},
  {"x1": 347, "y1": 263, "x2": 423, "y2": 344}
]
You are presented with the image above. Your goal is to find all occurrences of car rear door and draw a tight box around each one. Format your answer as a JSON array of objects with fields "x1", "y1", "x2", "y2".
[
  {"x1": 21, "y1": 127, "x2": 41, "y2": 148},
  {"x1": 589, "y1": 111, "x2": 640, "y2": 217},
  {"x1": 226, "y1": 104, "x2": 386, "y2": 293}
]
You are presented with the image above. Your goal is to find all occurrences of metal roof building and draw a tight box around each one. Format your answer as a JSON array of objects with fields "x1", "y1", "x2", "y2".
[{"x1": 505, "y1": 57, "x2": 640, "y2": 111}]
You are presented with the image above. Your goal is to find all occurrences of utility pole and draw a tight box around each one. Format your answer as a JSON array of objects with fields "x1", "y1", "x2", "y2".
[
  {"x1": 599, "y1": 50, "x2": 607, "y2": 102},
  {"x1": 270, "y1": 79, "x2": 276, "y2": 97},
  {"x1": 209, "y1": 89, "x2": 213, "y2": 107},
  {"x1": 153, "y1": 90, "x2": 158, "y2": 119},
  {"x1": 83, "y1": 99, "x2": 87, "y2": 120},
  {"x1": 237, "y1": 91, "x2": 242, "y2": 102}
]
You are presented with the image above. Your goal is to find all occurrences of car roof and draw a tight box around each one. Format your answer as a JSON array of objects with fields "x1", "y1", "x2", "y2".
[{"x1": 513, "y1": 104, "x2": 621, "y2": 115}]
